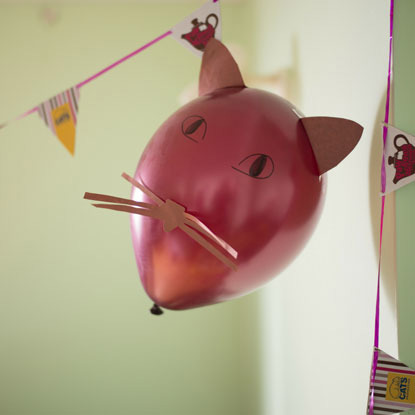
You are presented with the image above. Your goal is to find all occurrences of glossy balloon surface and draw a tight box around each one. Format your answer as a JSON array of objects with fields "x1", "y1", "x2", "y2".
[{"x1": 131, "y1": 87, "x2": 326, "y2": 310}]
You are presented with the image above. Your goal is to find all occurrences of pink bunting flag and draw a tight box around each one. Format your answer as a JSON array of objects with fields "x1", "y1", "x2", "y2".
[
  {"x1": 367, "y1": 348, "x2": 415, "y2": 415},
  {"x1": 37, "y1": 86, "x2": 80, "y2": 155},
  {"x1": 383, "y1": 124, "x2": 415, "y2": 194},
  {"x1": 171, "y1": 0, "x2": 222, "y2": 57}
]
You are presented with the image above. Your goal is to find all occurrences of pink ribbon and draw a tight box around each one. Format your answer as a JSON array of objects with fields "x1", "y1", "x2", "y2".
[
  {"x1": 2, "y1": 30, "x2": 172, "y2": 126},
  {"x1": 76, "y1": 31, "x2": 172, "y2": 89},
  {"x1": 368, "y1": 1, "x2": 394, "y2": 414}
]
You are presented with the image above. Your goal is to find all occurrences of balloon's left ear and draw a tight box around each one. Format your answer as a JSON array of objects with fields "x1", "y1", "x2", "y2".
[
  {"x1": 301, "y1": 116, "x2": 364, "y2": 175},
  {"x1": 199, "y1": 38, "x2": 245, "y2": 96}
]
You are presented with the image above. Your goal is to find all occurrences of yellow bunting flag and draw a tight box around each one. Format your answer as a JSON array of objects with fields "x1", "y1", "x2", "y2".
[{"x1": 37, "y1": 87, "x2": 80, "y2": 155}]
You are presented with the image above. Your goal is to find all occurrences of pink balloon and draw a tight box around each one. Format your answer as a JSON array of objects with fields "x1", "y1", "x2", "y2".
[
  {"x1": 85, "y1": 39, "x2": 362, "y2": 313},
  {"x1": 131, "y1": 85, "x2": 326, "y2": 311}
]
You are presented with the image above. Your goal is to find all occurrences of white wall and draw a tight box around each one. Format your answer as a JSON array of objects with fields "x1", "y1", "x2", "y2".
[{"x1": 254, "y1": 0, "x2": 398, "y2": 414}]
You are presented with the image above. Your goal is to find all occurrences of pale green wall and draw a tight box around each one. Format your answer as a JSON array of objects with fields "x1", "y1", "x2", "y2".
[{"x1": 0, "y1": 3, "x2": 261, "y2": 415}]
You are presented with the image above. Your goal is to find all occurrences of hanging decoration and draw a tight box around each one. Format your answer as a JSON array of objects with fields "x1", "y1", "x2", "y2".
[
  {"x1": 37, "y1": 87, "x2": 80, "y2": 155},
  {"x1": 84, "y1": 38, "x2": 363, "y2": 313},
  {"x1": 368, "y1": 348, "x2": 415, "y2": 414},
  {"x1": 383, "y1": 123, "x2": 415, "y2": 194},
  {"x1": 0, "y1": 0, "x2": 221, "y2": 154},
  {"x1": 366, "y1": 1, "x2": 404, "y2": 414},
  {"x1": 171, "y1": 0, "x2": 221, "y2": 56}
]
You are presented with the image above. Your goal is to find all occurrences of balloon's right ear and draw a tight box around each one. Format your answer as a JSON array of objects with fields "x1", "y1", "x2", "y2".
[{"x1": 300, "y1": 116, "x2": 363, "y2": 175}]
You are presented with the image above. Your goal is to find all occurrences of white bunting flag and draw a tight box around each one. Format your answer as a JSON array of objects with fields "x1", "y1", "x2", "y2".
[
  {"x1": 367, "y1": 348, "x2": 415, "y2": 415},
  {"x1": 383, "y1": 124, "x2": 415, "y2": 194},
  {"x1": 171, "y1": 0, "x2": 222, "y2": 58},
  {"x1": 37, "y1": 86, "x2": 80, "y2": 155}
]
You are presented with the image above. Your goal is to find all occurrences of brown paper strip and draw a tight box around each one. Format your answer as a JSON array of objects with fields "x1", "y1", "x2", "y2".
[
  {"x1": 92, "y1": 203, "x2": 157, "y2": 218},
  {"x1": 183, "y1": 215, "x2": 238, "y2": 259},
  {"x1": 180, "y1": 223, "x2": 237, "y2": 271},
  {"x1": 84, "y1": 174, "x2": 238, "y2": 270},
  {"x1": 121, "y1": 173, "x2": 164, "y2": 206},
  {"x1": 84, "y1": 192, "x2": 153, "y2": 209}
]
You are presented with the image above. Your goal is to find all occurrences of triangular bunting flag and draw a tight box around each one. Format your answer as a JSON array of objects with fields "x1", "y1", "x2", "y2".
[
  {"x1": 37, "y1": 86, "x2": 80, "y2": 155},
  {"x1": 383, "y1": 124, "x2": 415, "y2": 194},
  {"x1": 171, "y1": 0, "x2": 222, "y2": 58},
  {"x1": 367, "y1": 348, "x2": 415, "y2": 414}
]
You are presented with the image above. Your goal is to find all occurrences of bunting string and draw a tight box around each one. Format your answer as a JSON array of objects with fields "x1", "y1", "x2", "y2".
[
  {"x1": 368, "y1": 1, "x2": 394, "y2": 414},
  {"x1": 0, "y1": 0, "x2": 221, "y2": 154},
  {"x1": 76, "y1": 30, "x2": 173, "y2": 90},
  {"x1": 6, "y1": 30, "x2": 173, "y2": 127}
]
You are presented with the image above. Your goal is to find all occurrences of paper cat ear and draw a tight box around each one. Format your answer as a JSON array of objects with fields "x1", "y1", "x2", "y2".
[
  {"x1": 199, "y1": 38, "x2": 245, "y2": 96},
  {"x1": 301, "y1": 116, "x2": 363, "y2": 175}
]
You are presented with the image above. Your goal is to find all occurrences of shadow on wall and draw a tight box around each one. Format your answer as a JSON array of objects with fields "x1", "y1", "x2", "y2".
[{"x1": 369, "y1": 91, "x2": 397, "y2": 315}]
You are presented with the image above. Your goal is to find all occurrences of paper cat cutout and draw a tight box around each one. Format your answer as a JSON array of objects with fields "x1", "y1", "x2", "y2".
[
  {"x1": 84, "y1": 39, "x2": 363, "y2": 313},
  {"x1": 181, "y1": 14, "x2": 219, "y2": 51},
  {"x1": 388, "y1": 133, "x2": 415, "y2": 184}
]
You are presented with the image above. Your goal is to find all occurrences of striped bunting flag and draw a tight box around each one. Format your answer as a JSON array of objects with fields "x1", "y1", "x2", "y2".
[
  {"x1": 368, "y1": 348, "x2": 415, "y2": 414},
  {"x1": 38, "y1": 86, "x2": 80, "y2": 155}
]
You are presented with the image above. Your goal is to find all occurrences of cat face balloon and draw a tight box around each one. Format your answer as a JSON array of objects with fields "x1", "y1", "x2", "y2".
[{"x1": 85, "y1": 39, "x2": 363, "y2": 313}]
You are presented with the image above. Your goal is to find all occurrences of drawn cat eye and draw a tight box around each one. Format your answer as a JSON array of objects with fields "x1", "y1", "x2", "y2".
[
  {"x1": 181, "y1": 115, "x2": 207, "y2": 143},
  {"x1": 232, "y1": 153, "x2": 274, "y2": 179}
]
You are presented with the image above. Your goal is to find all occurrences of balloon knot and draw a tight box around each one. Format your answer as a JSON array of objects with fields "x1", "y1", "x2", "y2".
[{"x1": 150, "y1": 303, "x2": 164, "y2": 316}]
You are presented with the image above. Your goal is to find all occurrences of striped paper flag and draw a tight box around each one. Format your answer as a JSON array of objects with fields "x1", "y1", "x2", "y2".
[
  {"x1": 368, "y1": 348, "x2": 415, "y2": 414},
  {"x1": 171, "y1": 0, "x2": 222, "y2": 58},
  {"x1": 38, "y1": 86, "x2": 80, "y2": 155}
]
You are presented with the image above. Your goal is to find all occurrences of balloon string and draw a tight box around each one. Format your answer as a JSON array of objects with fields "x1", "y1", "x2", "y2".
[{"x1": 369, "y1": 1, "x2": 394, "y2": 414}]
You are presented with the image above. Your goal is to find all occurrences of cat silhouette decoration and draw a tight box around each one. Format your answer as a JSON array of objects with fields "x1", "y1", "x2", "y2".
[{"x1": 84, "y1": 39, "x2": 363, "y2": 313}]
